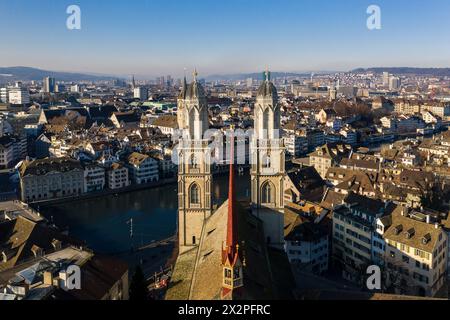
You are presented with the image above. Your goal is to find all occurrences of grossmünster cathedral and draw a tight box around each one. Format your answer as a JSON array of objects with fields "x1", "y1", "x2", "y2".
[{"x1": 165, "y1": 70, "x2": 295, "y2": 300}]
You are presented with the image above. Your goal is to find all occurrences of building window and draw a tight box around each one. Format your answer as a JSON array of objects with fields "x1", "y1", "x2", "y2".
[
  {"x1": 261, "y1": 181, "x2": 274, "y2": 204},
  {"x1": 190, "y1": 183, "x2": 200, "y2": 205}
]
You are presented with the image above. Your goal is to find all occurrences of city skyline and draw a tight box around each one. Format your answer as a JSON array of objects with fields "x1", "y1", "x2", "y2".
[{"x1": 1, "y1": 0, "x2": 450, "y2": 77}]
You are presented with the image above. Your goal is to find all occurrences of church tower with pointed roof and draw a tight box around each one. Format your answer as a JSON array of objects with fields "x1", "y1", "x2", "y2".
[
  {"x1": 166, "y1": 69, "x2": 295, "y2": 301},
  {"x1": 177, "y1": 70, "x2": 213, "y2": 254},
  {"x1": 250, "y1": 69, "x2": 285, "y2": 249},
  {"x1": 221, "y1": 135, "x2": 244, "y2": 299},
  {"x1": 166, "y1": 125, "x2": 295, "y2": 300}
]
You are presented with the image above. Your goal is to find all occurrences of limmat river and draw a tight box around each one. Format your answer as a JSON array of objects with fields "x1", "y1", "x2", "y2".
[{"x1": 39, "y1": 171, "x2": 250, "y2": 254}]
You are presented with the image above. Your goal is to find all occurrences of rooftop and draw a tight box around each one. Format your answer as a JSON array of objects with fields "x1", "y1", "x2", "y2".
[{"x1": 384, "y1": 206, "x2": 443, "y2": 253}]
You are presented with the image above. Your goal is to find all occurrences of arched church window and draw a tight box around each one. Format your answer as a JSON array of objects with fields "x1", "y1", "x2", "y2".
[
  {"x1": 190, "y1": 183, "x2": 200, "y2": 205},
  {"x1": 261, "y1": 181, "x2": 274, "y2": 204}
]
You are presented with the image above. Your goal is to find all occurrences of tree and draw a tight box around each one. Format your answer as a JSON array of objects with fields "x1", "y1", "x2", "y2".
[
  {"x1": 382, "y1": 261, "x2": 416, "y2": 295},
  {"x1": 129, "y1": 266, "x2": 149, "y2": 301},
  {"x1": 420, "y1": 187, "x2": 443, "y2": 211}
]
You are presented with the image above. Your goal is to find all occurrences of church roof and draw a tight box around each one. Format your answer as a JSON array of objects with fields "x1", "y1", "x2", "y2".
[
  {"x1": 0, "y1": 216, "x2": 82, "y2": 272},
  {"x1": 257, "y1": 80, "x2": 277, "y2": 98},
  {"x1": 179, "y1": 70, "x2": 206, "y2": 100},
  {"x1": 257, "y1": 70, "x2": 277, "y2": 98},
  {"x1": 165, "y1": 200, "x2": 295, "y2": 300},
  {"x1": 185, "y1": 81, "x2": 206, "y2": 99}
]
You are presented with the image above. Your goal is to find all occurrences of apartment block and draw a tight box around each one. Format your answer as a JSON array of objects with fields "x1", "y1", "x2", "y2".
[
  {"x1": 383, "y1": 207, "x2": 447, "y2": 297},
  {"x1": 107, "y1": 162, "x2": 129, "y2": 190},
  {"x1": 126, "y1": 152, "x2": 159, "y2": 184},
  {"x1": 19, "y1": 157, "x2": 84, "y2": 202}
]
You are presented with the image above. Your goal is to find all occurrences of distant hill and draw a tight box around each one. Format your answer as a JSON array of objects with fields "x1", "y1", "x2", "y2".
[
  {"x1": 353, "y1": 67, "x2": 450, "y2": 77},
  {"x1": 0, "y1": 66, "x2": 120, "y2": 83}
]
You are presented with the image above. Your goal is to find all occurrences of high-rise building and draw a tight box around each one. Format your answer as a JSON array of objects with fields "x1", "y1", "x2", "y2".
[
  {"x1": 157, "y1": 76, "x2": 165, "y2": 86},
  {"x1": 0, "y1": 87, "x2": 8, "y2": 103},
  {"x1": 329, "y1": 86, "x2": 337, "y2": 101},
  {"x1": 70, "y1": 84, "x2": 81, "y2": 93},
  {"x1": 166, "y1": 75, "x2": 173, "y2": 87},
  {"x1": 382, "y1": 72, "x2": 390, "y2": 87},
  {"x1": 133, "y1": 87, "x2": 148, "y2": 101},
  {"x1": 43, "y1": 76, "x2": 55, "y2": 93},
  {"x1": 250, "y1": 70, "x2": 285, "y2": 248},
  {"x1": 112, "y1": 79, "x2": 126, "y2": 87},
  {"x1": 8, "y1": 83, "x2": 30, "y2": 105},
  {"x1": 389, "y1": 76, "x2": 401, "y2": 91},
  {"x1": 55, "y1": 84, "x2": 66, "y2": 93}
]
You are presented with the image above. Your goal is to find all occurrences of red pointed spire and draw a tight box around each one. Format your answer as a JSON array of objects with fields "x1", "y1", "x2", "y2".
[
  {"x1": 223, "y1": 132, "x2": 238, "y2": 265},
  {"x1": 227, "y1": 134, "x2": 237, "y2": 251},
  {"x1": 221, "y1": 132, "x2": 244, "y2": 298}
]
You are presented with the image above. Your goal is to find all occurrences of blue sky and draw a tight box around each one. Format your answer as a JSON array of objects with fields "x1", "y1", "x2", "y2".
[{"x1": 1, "y1": 0, "x2": 449, "y2": 78}]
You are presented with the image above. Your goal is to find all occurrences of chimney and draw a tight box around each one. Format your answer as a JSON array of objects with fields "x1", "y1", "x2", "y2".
[
  {"x1": 401, "y1": 207, "x2": 408, "y2": 216},
  {"x1": 43, "y1": 271, "x2": 53, "y2": 286}
]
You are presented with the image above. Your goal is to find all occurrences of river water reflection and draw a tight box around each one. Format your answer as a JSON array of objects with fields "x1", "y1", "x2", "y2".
[{"x1": 40, "y1": 171, "x2": 250, "y2": 254}]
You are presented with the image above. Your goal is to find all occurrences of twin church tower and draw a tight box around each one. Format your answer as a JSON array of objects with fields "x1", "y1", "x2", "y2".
[{"x1": 176, "y1": 70, "x2": 285, "y2": 254}]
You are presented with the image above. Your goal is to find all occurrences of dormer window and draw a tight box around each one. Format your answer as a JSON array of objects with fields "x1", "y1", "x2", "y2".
[
  {"x1": 31, "y1": 245, "x2": 44, "y2": 257},
  {"x1": 405, "y1": 228, "x2": 415, "y2": 239},
  {"x1": 422, "y1": 233, "x2": 431, "y2": 245},
  {"x1": 394, "y1": 225, "x2": 403, "y2": 235},
  {"x1": 224, "y1": 268, "x2": 233, "y2": 286},
  {"x1": 51, "y1": 239, "x2": 62, "y2": 251}
]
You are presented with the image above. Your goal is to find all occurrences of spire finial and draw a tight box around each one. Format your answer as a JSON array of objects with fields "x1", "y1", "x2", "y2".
[
  {"x1": 193, "y1": 68, "x2": 198, "y2": 82},
  {"x1": 264, "y1": 67, "x2": 270, "y2": 82}
]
